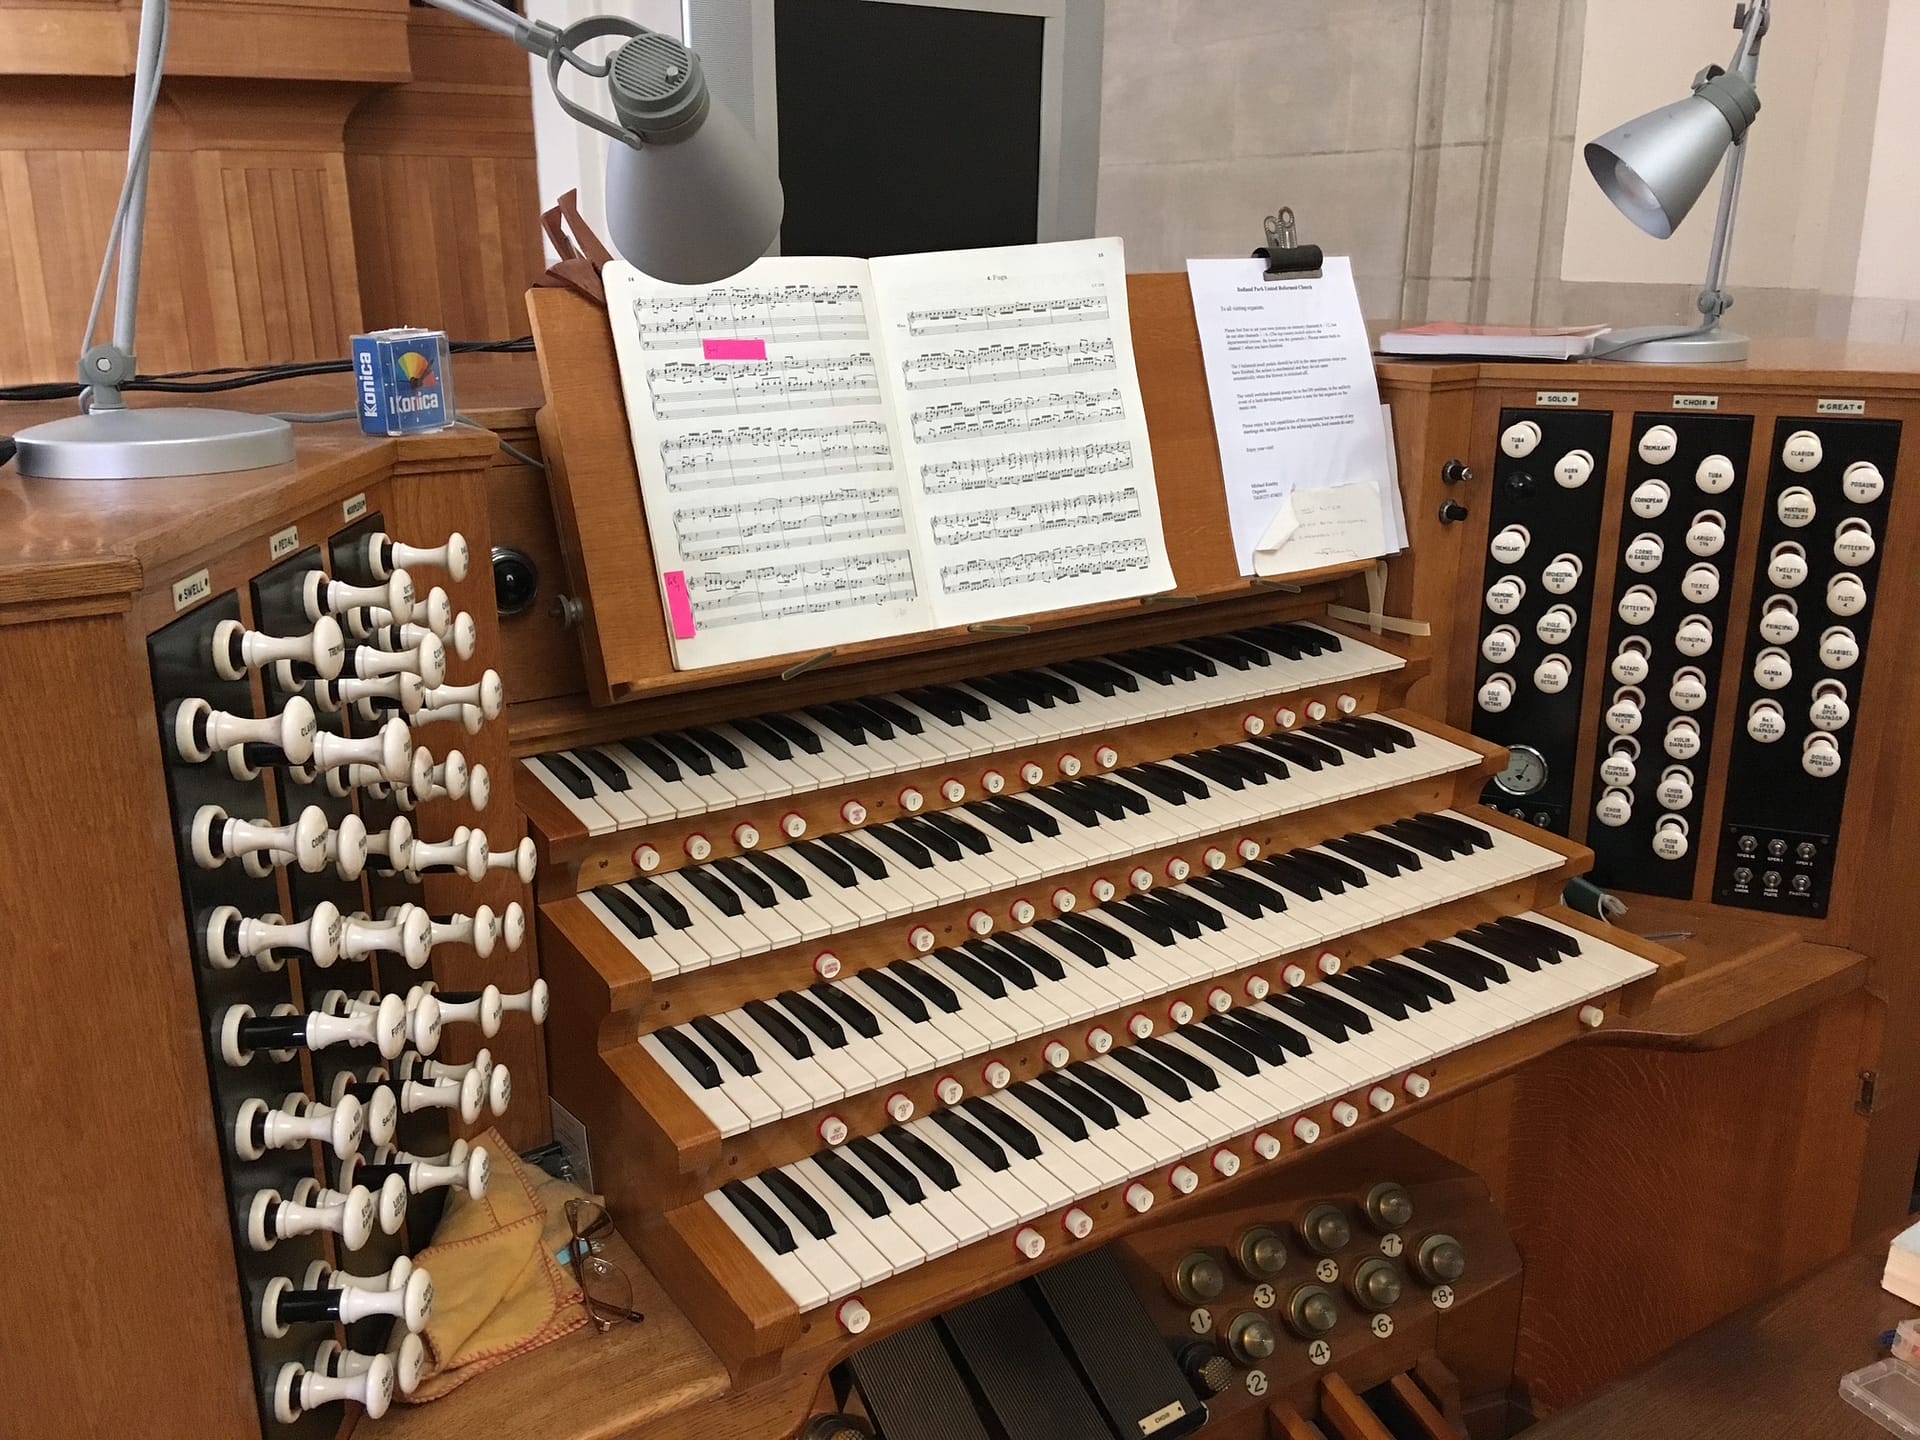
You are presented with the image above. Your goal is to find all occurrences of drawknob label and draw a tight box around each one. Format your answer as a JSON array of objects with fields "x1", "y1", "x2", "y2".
[{"x1": 172, "y1": 569, "x2": 211, "y2": 612}]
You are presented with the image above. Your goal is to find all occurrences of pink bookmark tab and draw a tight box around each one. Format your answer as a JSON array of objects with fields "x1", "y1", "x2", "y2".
[
  {"x1": 662, "y1": 570, "x2": 697, "y2": 640},
  {"x1": 703, "y1": 337, "x2": 767, "y2": 361}
]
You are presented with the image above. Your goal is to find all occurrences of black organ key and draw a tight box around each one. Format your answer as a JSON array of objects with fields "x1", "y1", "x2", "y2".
[
  {"x1": 963, "y1": 939, "x2": 1037, "y2": 990},
  {"x1": 776, "y1": 991, "x2": 848, "y2": 1048},
  {"x1": 810, "y1": 982, "x2": 882, "y2": 1038},
  {"x1": 538, "y1": 750, "x2": 596, "y2": 798},
  {"x1": 922, "y1": 811, "x2": 991, "y2": 855},
  {"x1": 997, "y1": 934, "x2": 1064, "y2": 981},
  {"x1": 1036, "y1": 918, "x2": 1108, "y2": 967},
  {"x1": 1374, "y1": 957, "x2": 1454, "y2": 1005},
  {"x1": 1328, "y1": 970, "x2": 1413, "y2": 1021},
  {"x1": 1492, "y1": 914, "x2": 1580, "y2": 958},
  {"x1": 793, "y1": 838, "x2": 859, "y2": 887},
  {"x1": 657, "y1": 1027, "x2": 722, "y2": 1087},
  {"x1": 933, "y1": 1109, "x2": 1011, "y2": 1170},
  {"x1": 629, "y1": 875, "x2": 692, "y2": 929},
  {"x1": 658, "y1": 732, "x2": 716, "y2": 775},
  {"x1": 1459, "y1": 925, "x2": 1543, "y2": 972},
  {"x1": 1379, "y1": 818, "x2": 1461, "y2": 861},
  {"x1": 746, "y1": 999, "x2": 815, "y2": 1058},
  {"x1": 1036, "y1": 1071, "x2": 1118, "y2": 1130},
  {"x1": 968, "y1": 802, "x2": 1033, "y2": 843},
  {"x1": 883, "y1": 1126, "x2": 960, "y2": 1190},
  {"x1": 1005, "y1": 1083, "x2": 1089, "y2": 1143},
  {"x1": 869, "y1": 825, "x2": 935, "y2": 869},
  {"x1": 691, "y1": 1015, "x2": 761, "y2": 1074},
  {"x1": 937, "y1": 948, "x2": 1008, "y2": 1000},
  {"x1": 742, "y1": 850, "x2": 811, "y2": 900},
  {"x1": 1180, "y1": 1023, "x2": 1261, "y2": 1077},
  {"x1": 761, "y1": 1170, "x2": 836, "y2": 1239},
  {"x1": 805, "y1": 704, "x2": 870, "y2": 746},
  {"x1": 892, "y1": 961, "x2": 961, "y2": 1012},
  {"x1": 686, "y1": 726, "x2": 746, "y2": 769},
  {"x1": 1070, "y1": 1062, "x2": 1149, "y2": 1119},
  {"x1": 1204, "y1": 1012, "x2": 1286, "y2": 1067},
  {"x1": 1416, "y1": 810, "x2": 1493, "y2": 850},
  {"x1": 682, "y1": 866, "x2": 745, "y2": 916},
  {"x1": 1237, "y1": 1005, "x2": 1315, "y2": 1057},
  {"x1": 898, "y1": 816, "x2": 963, "y2": 862},
  {"x1": 861, "y1": 967, "x2": 930, "y2": 1023},
  {"x1": 1138, "y1": 1037, "x2": 1220, "y2": 1091},
  {"x1": 597, "y1": 884, "x2": 657, "y2": 939},
  {"x1": 1294, "y1": 847, "x2": 1366, "y2": 889},
  {"x1": 816, "y1": 1150, "x2": 891, "y2": 1218},
  {"x1": 839, "y1": 699, "x2": 897, "y2": 740},
  {"x1": 734, "y1": 716, "x2": 793, "y2": 761},
  {"x1": 850, "y1": 1136, "x2": 925, "y2": 1203},
  {"x1": 766, "y1": 713, "x2": 826, "y2": 755},
  {"x1": 624, "y1": 737, "x2": 682, "y2": 782},
  {"x1": 1059, "y1": 913, "x2": 1134, "y2": 960},
  {"x1": 722, "y1": 1180, "x2": 796, "y2": 1252},
  {"x1": 997, "y1": 796, "x2": 1060, "y2": 837},
  {"x1": 1110, "y1": 1047, "x2": 1191, "y2": 1102},
  {"x1": 571, "y1": 748, "x2": 631, "y2": 792},
  {"x1": 863, "y1": 696, "x2": 924, "y2": 735},
  {"x1": 961, "y1": 1097, "x2": 1044, "y2": 1159},
  {"x1": 822, "y1": 833, "x2": 888, "y2": 880}
]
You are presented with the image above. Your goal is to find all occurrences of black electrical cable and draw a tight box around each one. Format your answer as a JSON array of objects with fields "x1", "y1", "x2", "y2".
[{"x1": 0, "y1": 336, "x2": 535, "y2": 404}]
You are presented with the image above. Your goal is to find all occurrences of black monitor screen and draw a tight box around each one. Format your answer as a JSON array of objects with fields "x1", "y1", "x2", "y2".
[{"x1": 773, "y1": 0, "x2": 1046, "y2": 256}]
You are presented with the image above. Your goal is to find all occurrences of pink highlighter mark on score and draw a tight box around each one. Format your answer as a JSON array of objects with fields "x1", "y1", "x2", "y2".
[
  {"x1": 702, "y1": 338, "x2": 768, "y2": 361},
  {"x1": 662, "y1": 571, "x2": 697, "y2": 640}
]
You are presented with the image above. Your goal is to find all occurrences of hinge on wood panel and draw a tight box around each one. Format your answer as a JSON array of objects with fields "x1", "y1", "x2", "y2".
[{"x1": 1858, "y1": 1070, "x2": 1879, "y2": 1116}]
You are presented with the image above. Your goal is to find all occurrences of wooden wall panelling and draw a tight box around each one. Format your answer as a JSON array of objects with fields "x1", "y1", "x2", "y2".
[
  {"x1": 344, "y1": 5, "x2": 545, "y2": 340},
  {"x1": 0, "y1": 0, "x2": 544, "y2": 384},
  {"x1": 0, "y1": 609, "x2": 261, "y2": 1440}
]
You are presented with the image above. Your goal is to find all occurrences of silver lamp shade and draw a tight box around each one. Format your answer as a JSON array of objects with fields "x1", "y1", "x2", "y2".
[
  {"x1": 1584, "y1": 67, "x2": 1761, "y2": 240},
  {"x1": 602, "y1": 32, "x2": 783, "y2": 284},
  {"x1": 605, "y1": 99, "x2": 783, "y2": 285},
  {"x1": 1585, "y1": 97, "x2": 1734, "y2": 239}
]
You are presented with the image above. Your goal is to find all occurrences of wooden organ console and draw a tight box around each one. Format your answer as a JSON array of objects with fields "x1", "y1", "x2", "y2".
[{"x1": 3, "y1": 274, "x2": 1918, "y2": 1440}]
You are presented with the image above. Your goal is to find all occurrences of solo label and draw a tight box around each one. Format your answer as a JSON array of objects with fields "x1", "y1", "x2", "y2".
[
  {"x1": 171, "y1": 568, "x2": 211, "y2": 611},
  {"x1": 1536, "y1": 390, "x2": 1580, "y2": 407}
]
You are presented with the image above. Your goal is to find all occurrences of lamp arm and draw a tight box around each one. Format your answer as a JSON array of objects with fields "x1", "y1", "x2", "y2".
[{"x1": 416, "y1": 1, "x2": 652, "y2": 145}]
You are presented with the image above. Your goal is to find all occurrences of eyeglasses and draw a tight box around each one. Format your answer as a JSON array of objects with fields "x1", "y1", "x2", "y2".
[{"x1": 565, "y1": 1198, "x2": 645, "y2": 1333}]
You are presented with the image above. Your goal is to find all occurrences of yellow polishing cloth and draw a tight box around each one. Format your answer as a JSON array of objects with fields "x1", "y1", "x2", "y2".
[{"x1": 405, "y1": 1132, "x2": 592, "y2": 1401}]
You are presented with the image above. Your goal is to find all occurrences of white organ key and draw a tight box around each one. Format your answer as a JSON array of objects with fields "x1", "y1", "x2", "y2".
[
  {"x1": 705, "y1": 1189, "x2": 830, "y2": 1312},
  {"x1": 214, "y1": 616, "x2": 346, "y2": 682}
]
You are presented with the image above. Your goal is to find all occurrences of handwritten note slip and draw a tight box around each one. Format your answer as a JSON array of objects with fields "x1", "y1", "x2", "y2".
[
  {"x1": 1186, "y1": 257, "x2": 1403, "y2": 576},
  {"x1": 606, "y1": 241, "x2": 1173, "y2": 668}
]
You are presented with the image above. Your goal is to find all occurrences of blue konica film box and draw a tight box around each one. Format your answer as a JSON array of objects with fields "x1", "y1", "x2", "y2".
[{"x1": 353, "y1": 327, "x2": 456, "y2": 436}]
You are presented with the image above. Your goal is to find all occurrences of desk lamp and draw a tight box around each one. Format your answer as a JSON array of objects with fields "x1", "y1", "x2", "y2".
[
  {"x1": 1584, "y1": 0, "x2": 1769, "y2": 363},
  {"x1": 14, "y1": 0, "x2": 781, "y2": 480}
]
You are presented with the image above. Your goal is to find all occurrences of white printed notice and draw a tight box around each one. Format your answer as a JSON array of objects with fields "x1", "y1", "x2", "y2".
[
  {"x1": 606, "y1": 239, "x2": 1173, "y2": 669},
  {"x1": 1185, "y1": 256, "x2": 1401, "y2": 577}
]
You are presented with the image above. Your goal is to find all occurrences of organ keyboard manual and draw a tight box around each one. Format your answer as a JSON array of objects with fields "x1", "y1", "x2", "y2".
[{"x1": 604, "y1": 238, "x2": 1176, "y2": 668}]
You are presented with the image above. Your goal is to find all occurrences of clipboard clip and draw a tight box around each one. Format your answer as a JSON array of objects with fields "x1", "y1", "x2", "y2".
[{"x1": 1255, "y1": 206, "x2": 1324, "y2": 280}]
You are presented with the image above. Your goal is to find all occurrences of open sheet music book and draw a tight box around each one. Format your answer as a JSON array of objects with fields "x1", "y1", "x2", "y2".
[{"x1": 605, "y1": 238, "x2": 1175, "y2": 670}]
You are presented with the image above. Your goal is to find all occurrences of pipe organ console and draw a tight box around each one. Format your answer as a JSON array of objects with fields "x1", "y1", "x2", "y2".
[{"x1": 4, "y1": 278, "x2": 1919, "y2": 1440}]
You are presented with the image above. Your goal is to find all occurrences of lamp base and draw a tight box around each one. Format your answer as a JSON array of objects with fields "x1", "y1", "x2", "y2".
[
  {"x1": 1592, "y1": 324, "x2": 1750, "y2": 365},
  {"x1": 13, "y1": 406, "x2": 296, "y2": 480}
]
